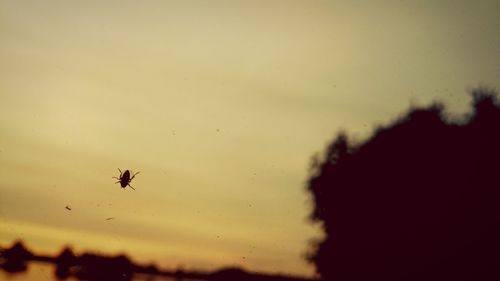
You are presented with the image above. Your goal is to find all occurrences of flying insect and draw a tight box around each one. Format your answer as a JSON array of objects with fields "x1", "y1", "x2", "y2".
[{"x1": 113, "y1": 169, "x2": 140, "y2": 190}]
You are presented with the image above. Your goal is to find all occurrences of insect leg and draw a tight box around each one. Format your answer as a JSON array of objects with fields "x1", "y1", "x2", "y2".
[
  {"x1": 127, "y1": 184, "x2": 136, "y2": 191},
  {"x1": 130, "y1": 171, "x2": 140, "y2": 180}
]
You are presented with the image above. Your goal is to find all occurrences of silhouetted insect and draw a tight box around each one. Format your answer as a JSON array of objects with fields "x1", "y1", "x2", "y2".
[
  {"x1": 65, "y1": 206, "x2": 71, "y2": 211},
  {"x1": 113, "y1": 169, "x2": 140, "y2": 190}
]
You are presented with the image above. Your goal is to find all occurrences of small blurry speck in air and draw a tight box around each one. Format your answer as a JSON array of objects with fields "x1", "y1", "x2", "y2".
[
  {"x1": 106, "y1": 217, "x2": 115, "y2": 221},
  {"x1": 113, "y1": 168, "x2": 140, "y2": 190},
  {"x1": 65, "y1": 206, "x2": 72, "y2": 211}
]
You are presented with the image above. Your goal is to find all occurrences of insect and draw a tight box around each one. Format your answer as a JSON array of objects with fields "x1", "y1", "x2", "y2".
[
  {"x1": 113, "y1": 169, "x2": 140, "y2": 190},
  {"x1": 65, "y1": 206, "x2": 72, "y2": 211}
]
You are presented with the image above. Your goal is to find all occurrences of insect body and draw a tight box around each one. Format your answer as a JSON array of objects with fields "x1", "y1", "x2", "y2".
[{"x1": 113, "y1": 168, "x2": 140, "y2": 190}]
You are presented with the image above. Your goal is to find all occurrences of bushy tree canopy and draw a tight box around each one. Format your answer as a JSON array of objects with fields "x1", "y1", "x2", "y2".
[{"x1": 307, "y1": 89, "x2": 500, "y2": 281}]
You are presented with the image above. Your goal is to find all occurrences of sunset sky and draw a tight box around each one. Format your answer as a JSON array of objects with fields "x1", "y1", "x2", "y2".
[{"x1": 1, "y1": 0, "x2": 499, "y2": 277}]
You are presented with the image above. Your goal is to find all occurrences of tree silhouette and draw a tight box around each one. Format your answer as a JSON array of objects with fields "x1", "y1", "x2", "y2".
[
  {"x1": 307, "y1": 88, "x2": 500, "y2": 280},
  {"x1": 74, "y1": 253, "x2": 134, "y2": 281},
  {"x1": 0, "y1": 240, "x2": 32, "y2": 273},
  {"x1": 54, "y1": 245, "x2": 76, "y2": 279}
]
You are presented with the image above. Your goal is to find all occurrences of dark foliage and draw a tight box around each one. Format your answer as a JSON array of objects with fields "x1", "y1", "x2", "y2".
[
  {"x1": 54, "y1": 246, "x2": 76, "y2": 279},
  {"x1": 307, "y1": 89, "x2": 500, "y2": 280},
  {"x1": 54, "y1": 246, "x2": 136, "y2": 280},
  {"x1": 0, "y1": 240, "x2": 32, "y2": 273},
  {"x1": 0, "y1": 240, "x2": 314, "y2": 281},
  {"x1": 207, "y1": 267, "x2": 314, "y2": 281}
]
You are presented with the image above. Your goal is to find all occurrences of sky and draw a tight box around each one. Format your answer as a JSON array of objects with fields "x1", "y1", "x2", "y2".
[{"x1": 1, "y1": 0, "x2": 499, "y2": 278}]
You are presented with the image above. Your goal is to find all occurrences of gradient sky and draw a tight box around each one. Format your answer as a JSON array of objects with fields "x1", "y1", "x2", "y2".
[{"x1": 1, "y1": 0, "x2": 499, "y2": 277}]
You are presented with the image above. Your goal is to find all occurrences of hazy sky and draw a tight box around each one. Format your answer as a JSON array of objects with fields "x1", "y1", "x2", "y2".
[{"x1": 1, "y1": 0, "x2": 499, "y2": 277}]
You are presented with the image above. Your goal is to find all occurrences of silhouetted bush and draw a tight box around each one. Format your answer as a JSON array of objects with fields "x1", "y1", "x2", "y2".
[
  {"x1": 54, "y1": 246, "x2": 76, "y2": 279},
  {"x1": 307, "y1": 88, "x2": 500, "y2": 280},
  {"x1": 74, "y1": 253, "x2": 134, "y2": 281},
  {"x1": 0, "y1": 240, "x2": 32, "y2": 273}
]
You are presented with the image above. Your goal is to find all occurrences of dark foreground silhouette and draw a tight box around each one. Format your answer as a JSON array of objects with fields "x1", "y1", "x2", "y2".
[
  {"x1": 307, "y1": 88, "x2": 500, "y2": 280},
  {"x1": 0, "y1": 240, "x2": 312, "y2": 281}
]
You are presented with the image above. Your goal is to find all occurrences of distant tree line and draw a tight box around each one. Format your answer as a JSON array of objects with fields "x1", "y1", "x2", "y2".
[{"x1": 0, "y1": 240, "x2": 314, "y2": 281}]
